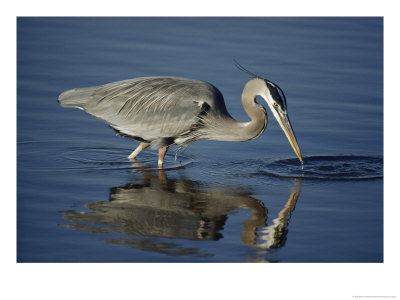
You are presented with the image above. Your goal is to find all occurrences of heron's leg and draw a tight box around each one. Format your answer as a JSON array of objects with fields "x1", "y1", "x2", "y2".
[
  {"x1": 128, "y1": 142, "x2": 150, "y2": 161},
  {"x1": 158, "y1": 145, "x2": 168, "y2": 168}
]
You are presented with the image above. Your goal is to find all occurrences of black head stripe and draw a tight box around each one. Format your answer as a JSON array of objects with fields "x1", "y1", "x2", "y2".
[
  {"x1": 265, "y1": 80, "x2": 287, "y2": 110},
  {"x1": 233, "y1": 61, "x2": 288, "y2": 110}
]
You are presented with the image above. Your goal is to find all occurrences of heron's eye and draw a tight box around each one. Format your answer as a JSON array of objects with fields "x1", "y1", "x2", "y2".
[{"x1": 273, "y1": 103, "x2": 279, "y2": 108}]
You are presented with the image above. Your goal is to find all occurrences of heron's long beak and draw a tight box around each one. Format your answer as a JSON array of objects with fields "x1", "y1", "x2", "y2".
[{"x1": 276, "y1": 113, "x2": 303, "y2": 163}]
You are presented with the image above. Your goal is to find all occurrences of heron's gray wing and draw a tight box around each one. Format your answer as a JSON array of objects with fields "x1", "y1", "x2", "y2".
[{"x1": 58, "y1": 77, "x2": 224, "y2": 144}]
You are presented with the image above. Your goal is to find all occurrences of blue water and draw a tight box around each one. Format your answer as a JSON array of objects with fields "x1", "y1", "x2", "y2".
[{"x1": 17, "y1": 17, "x2": 383, "y2": 262}]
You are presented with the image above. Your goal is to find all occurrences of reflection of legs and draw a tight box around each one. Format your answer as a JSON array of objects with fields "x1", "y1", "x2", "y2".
[
  {"x1": 158, "y1": 169, "x2": 168, "y2": 187},
  {"x1": 128, "y1": 142, "x2": 150, "y2": 161},
  {"x1": 158, "y1": 145, "x2": 168, "y2": 168}
]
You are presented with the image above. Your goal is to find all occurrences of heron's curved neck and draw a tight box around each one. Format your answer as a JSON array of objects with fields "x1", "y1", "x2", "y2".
[
  {"x1": 239, "y1": 80, "x2": 268, "y2": 140},
  {"x1": 204, "y1": 79, "x2": 268, "y2": 142}
]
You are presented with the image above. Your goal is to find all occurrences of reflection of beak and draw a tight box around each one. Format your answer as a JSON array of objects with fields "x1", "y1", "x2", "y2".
[{"x1": 276, "y1": 113, "x2": 303, "y2": 163}]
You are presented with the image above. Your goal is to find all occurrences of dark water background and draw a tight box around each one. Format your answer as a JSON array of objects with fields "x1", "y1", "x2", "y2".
[{"x1": 17, "y1": 17, "x2": 383, "y2": 262}]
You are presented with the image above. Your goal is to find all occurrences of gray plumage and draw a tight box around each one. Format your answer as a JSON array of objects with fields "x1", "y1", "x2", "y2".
[{"x1": 58, "y1": 74, "x2": 302, "y2": 167}]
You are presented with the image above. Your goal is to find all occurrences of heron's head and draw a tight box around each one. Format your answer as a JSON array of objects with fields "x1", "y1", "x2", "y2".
[
  {"x1": 257, "y1": 78, "x2": 303, "y2": 163},
  {"x1": 234, "y1": 61, "x2": 302, "y2": 162}
]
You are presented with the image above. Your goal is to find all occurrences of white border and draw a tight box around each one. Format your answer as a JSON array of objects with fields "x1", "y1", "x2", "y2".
[{"x1": 4, "y1": 1, "x2": 399, "y2": 299}]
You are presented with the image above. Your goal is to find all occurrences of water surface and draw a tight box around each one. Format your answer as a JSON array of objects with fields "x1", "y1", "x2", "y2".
[{"x1": 17, "y1": 17, "x2": 383, "y2": 262}]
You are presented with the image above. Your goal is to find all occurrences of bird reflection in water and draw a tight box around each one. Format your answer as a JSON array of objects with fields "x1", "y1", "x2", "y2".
[
  {"x1": 61, "y1": 167, "x2": 301, "y2": 261},
  {"x1": 246, "y1": 180, "x2": 301, "y2": 262}
]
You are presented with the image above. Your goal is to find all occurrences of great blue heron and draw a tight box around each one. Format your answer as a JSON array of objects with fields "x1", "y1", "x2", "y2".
[{"x1": 58, "y1": 66, "x2": 302, "y2": 168}]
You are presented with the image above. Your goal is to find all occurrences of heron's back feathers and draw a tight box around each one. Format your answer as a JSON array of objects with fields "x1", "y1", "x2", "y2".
[
  {"x1": 58, "y1": 86, "x2": 98, "y2": 109},
  {"x1": 58, "y1": 77, "x2": 231, "y2": 146}
]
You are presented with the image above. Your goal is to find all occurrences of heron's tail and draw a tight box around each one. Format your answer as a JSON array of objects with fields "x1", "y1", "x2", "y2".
[{"x1": 58, "y1": 87, "x2": 97, "y2": 109}]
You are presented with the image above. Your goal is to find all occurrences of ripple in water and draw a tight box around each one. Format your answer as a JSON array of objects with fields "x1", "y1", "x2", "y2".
[
  {"x1": 18, "y1": 141, "x2": 192, "y2": 172},
  {"x1": 61, "y1": 147, "x2": 192, "y2": 171},
  {"x1": 257, "y1": 155, "x2": 383, "y2": 180}
]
